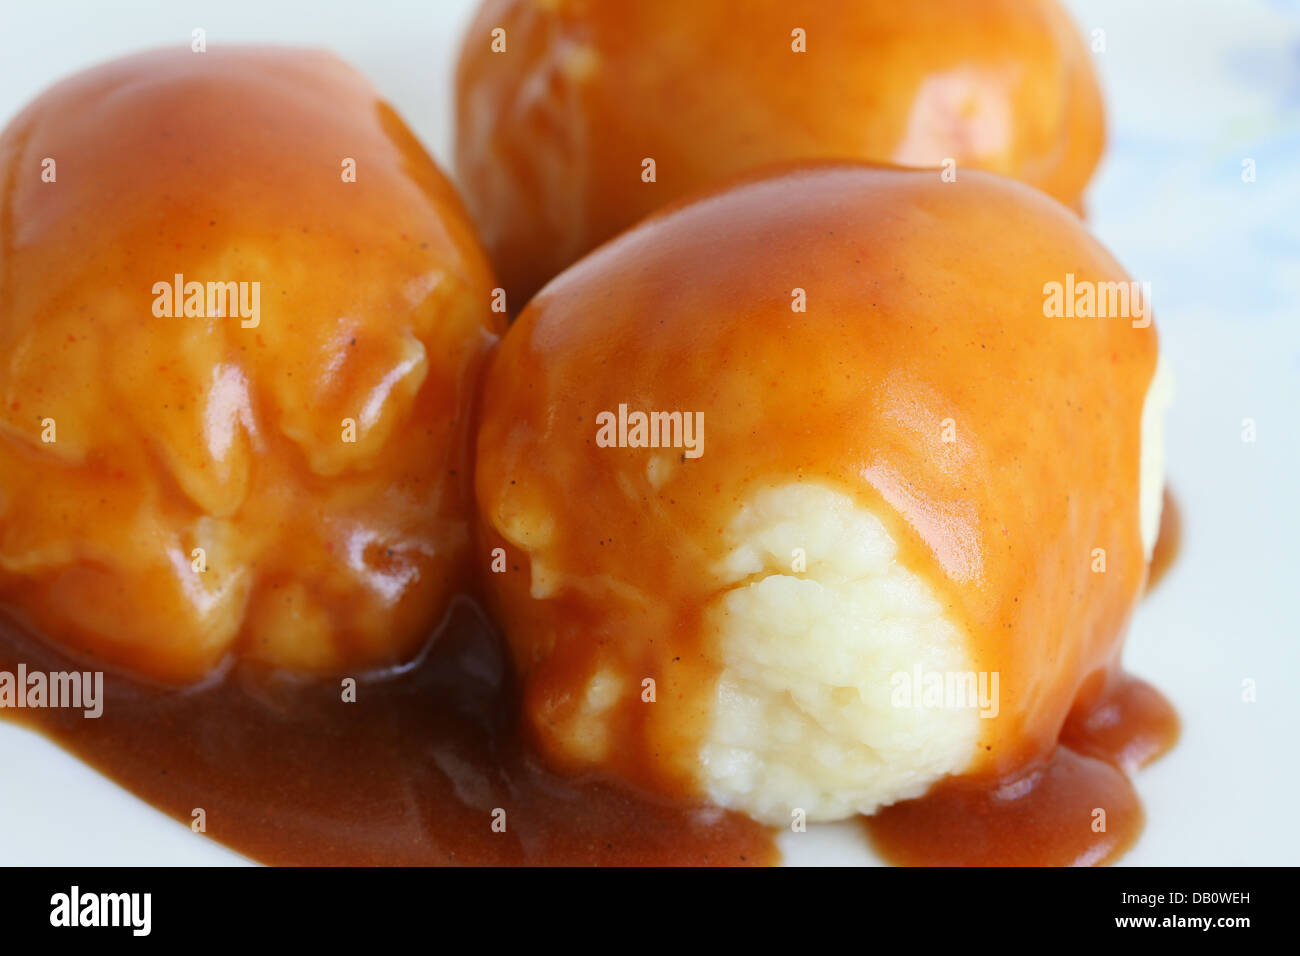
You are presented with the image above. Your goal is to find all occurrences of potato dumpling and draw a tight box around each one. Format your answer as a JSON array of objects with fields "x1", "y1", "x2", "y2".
[
  {"x1": 476, "y1": 164, "x2": 1167, "y2": 822},
  {"x1": 0, "y1": 48, "x2": 501, "y2": 682},
  {"x1": 456, "y1": 0, "x2": 1105, "y2": 307}
]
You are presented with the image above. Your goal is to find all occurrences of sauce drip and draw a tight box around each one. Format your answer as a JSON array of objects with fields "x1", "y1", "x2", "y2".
[
  {"x1": 0, "y1": 606, "x2": 1179, "y2": 866},
  {"x1": 476, "y1": 166, "x2": 1163, "y2": 794},
  {"x1": 864, "y1": 671, "x2": 1178, "y2": 865},
  {"x1": 863, "y1": 501, "x2": 1182, "y2": 866},
  {"x1": 0, "y1": 602, "x2": 773, "y2": 866},
  {"x1": 0, "y1": 54, "x2": 1180, "y2": 869}
]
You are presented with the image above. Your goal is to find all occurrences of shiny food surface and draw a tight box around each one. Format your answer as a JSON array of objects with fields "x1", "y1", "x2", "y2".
[
  {"x1": 476, "y1": 164, "x2": 1159, "y2": 796},
  {"x1": 0, "y1": 46, "x2": 1173, "y2": 866},
  {"x1": 0, "y1": 48, "x2": 501, "y2": 681},
  {"x1": 456, "y1": 0, "x2": 1105, "y2": 305},
  {"x1": 865, "y1": 671, "x2": 1178, "y2": 865},
  {"x1": 0, "y1": 604, "x2": 774, "y2": 866}
]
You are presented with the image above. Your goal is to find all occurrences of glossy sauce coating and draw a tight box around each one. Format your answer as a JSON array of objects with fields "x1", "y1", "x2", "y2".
[
  {"x1": 0, "y1": 48, "x2": 501, "y2": 681},
  {"x1": 865, "y1": 671, "x2": 1178, "y2": 865},
  {"x1": 476, "y1": 165, "x2": 1163, "y2": 807},
  {"x1": 0, "y1": 569, "x2": 1176, "y2": 865},
  {"x1": 0, "y1": 605, "x2": 774, "y2": 865},
  {"x1": 456, "y1": 0, "x2": 1105, "y2": 305},
  {"x1": 0, "y1": 50, "x2": 1176, "y2": 865}
]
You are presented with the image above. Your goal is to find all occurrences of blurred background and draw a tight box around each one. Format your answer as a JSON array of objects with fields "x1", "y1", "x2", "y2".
[{"x1": 0, "y1": 0, "x2": 1297, "y2": 864}]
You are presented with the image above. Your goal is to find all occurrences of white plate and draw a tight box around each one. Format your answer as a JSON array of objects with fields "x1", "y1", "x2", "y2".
[{"x1": 2, "y1": 0, "x2": 1298, "y2": 866}]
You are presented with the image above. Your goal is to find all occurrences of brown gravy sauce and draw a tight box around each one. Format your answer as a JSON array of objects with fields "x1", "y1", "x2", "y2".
[
  {"x1": 864, "y1": 672, "x2": 1178, "y2": 865},
  {"x1": 0, "y1": 497, "x2": 1182, "y2": 866},
  {"x1": 0, "y1": 601, "x2": 773, "y2": 866},
  {"x1": 866, "y1": 492, "x2": 1183, "y2": 865}
]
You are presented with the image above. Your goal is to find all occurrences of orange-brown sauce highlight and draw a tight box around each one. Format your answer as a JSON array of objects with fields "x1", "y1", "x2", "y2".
[
  {"x1": 0, "y1": 493, "x2": 1179, "y2": 866},
  {"x1": 0, "y1": 603, "x2": 773, "y2": 866},
  {"x1": 0, "y1": 48, "x2": 501, "y2": 683},
  {"x1": 865, "y1": 672, "x2": 1178, "y2": 865},
  {"x1": 866, "y1": 495, "x2": 1181, "y2": 865},
  {"x1": 0, "y1": 53, "x2": 1179, "y2": 867},
  {"x1": 865, "y1": 494, "x2": 1182, "y2": 865},
  {"x1": 456, "y1": 0, "x2": 1105, "y2": 306},
  {"x1": 475, "y1": 166, "x2": 1166, "y2": 809}
]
